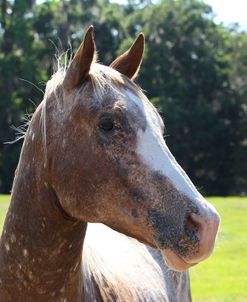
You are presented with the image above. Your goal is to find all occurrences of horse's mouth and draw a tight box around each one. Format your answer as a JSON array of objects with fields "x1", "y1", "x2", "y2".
[
  {"x1": 161, "y1": 248, "x2": 198, "y2": 272},
  {"x1": 154, "y1": 208, "x2": 220, "y2": 272},
  {"x1": 135, "y1": 235, "x2": 197, "y2": 271}
]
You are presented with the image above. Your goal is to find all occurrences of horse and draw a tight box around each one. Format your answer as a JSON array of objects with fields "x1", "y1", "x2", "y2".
[
  {"x1": 0, "y1": 26, "x2": 220, "y2": 301},
  {"x1": 83, "y1": 223, "x2": 192, "y2": 301}
]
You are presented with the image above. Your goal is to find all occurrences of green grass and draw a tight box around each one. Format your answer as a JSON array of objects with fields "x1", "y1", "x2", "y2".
[
  {"x1": 190, "y1": 197, "x2": 247, "y2": 302},
  {"x1": 0, "y1": 195, "x2": 10, "y2": 231},
  {"x1": 0, "y1": 195, "x2": 247, "y2": 301}
]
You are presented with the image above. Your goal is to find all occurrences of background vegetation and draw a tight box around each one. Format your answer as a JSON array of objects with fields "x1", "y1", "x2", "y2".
[
  {"x1": 0, "y1": 0, "x2": 247, "y2": 195},
  {"x1": 0, "y1": 195, "x2": 247, "y2": 302}
]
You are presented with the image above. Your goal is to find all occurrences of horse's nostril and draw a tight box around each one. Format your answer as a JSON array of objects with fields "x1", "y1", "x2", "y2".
[
  {"x1": 190, "y1": 213, "x2": 206, "y2": 228},
  {"x1": 185, "y1": 213, "x2": 206, "y2": 243},
  {"x1": 186, "y1": 214, "x2": 199, "y2": 234},
  {"x1": 184, "y1": 210, "x2": 220, "y2": 264}
]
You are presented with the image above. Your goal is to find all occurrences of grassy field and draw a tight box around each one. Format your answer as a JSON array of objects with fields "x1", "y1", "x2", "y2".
[
  {"x1": 0, "y1": 195, "x2": 10, "y2": 231},
  {"x1": 0, "y1": 195, "x2": 246, "y2": 301},
  {"x1": 190, "y1": 197, "x2": 247, "y2": 302}
]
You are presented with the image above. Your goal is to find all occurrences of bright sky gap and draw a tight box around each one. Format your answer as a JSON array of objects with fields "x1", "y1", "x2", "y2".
[{"x1": 110, "y1": 0, "x2": 247, "y2": 31}]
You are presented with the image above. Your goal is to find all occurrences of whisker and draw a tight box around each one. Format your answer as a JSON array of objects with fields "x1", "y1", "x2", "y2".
[
  {"x1": 4, "y1": 123, "x2": 29, "y2": 145},
  {"x1": 19, "y1": 78, "x2": 45, "y2": 95},
  {"x1": 48, "y1": 38, "x2": 60, "y2": 56},
  {"x1": 28, "y1": 98, "x2": 38, "y2": 108}
]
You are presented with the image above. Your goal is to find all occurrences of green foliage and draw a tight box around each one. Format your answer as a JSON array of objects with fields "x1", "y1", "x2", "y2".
[
  {"x1": 122, "y1": 0, "x2": 246, "y2": 195},
  {"x1": 0, "y1": 0, "x2": 246, "y2": 195},
  {"x1": 228, "y1": 32, "x2": 247, "y2": 194}
]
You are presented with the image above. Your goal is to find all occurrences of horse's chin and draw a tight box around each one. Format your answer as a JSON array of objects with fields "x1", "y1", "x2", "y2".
[
  {"x1": 160, "y1": 249, "x2": 197, "y2": 272},
  {"x1": 132, "y1": 236, "x2": 195, "y2": 272}
]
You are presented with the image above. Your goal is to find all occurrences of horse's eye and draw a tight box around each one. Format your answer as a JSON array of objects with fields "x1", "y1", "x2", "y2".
[{"x1": 98, "y1": 119, "x2": 114, "y2": 131}]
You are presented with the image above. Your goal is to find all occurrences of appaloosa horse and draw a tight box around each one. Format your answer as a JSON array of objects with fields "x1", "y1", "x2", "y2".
[{"x1": 0, "y1": 26, "x2": 220, "y2": 301}]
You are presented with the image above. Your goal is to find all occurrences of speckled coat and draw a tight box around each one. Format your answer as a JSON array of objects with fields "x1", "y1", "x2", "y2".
[{"x1": 0, "y1": 26, "x2": 219, "y2": 301}]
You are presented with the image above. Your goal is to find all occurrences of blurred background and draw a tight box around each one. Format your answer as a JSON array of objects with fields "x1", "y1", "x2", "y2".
[
  {"x1": 0, "y1": 0, "x2": 247, "y2": 196},
  {"x1": 0, "y1": 1, "x2": 247, "y2": 301}
]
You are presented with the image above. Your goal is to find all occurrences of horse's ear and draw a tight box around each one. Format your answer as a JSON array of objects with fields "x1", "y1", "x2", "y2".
[
  {"x1": 63, "y1": 25, "x2": 96, "y2": 92},
  {"x1": 110, "y1": 33, "x2": 145, "y2": 80}
]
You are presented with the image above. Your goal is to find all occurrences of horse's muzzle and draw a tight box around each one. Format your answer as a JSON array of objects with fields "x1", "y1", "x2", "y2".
[{"x1": 161, "y1": 203, "x2": 220, "y2": 272}]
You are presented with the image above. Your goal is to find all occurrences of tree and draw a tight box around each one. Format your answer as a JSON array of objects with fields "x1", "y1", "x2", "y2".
[
  {"x1": 0, "y1": 0, "x2": 246, "y2": 195},
  {"x1": 0, "y1": 0, "x2": 45, "y2": 192},
  {"x1": 121, "y1": 0, "x2": 246, "y2": 195},
  {"x1": 229, "y1": 32, "x2": 247, "y2": 194},
  {"x1": 0, "y1": 0, "x2": 125, "y2": 193}
]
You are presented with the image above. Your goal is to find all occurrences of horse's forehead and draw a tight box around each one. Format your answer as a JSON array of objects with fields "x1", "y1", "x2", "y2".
[
  {"x1": 123, "y1": 89, "x2": 163, "y2": 131},
  {"x1": 73, "y1": 80, "x2": 162, "y2": 134}
]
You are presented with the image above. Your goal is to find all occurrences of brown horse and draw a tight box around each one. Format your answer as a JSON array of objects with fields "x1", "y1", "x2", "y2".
[{"x1": 0, "y1": 26, "x2": 220, "y2": 301}]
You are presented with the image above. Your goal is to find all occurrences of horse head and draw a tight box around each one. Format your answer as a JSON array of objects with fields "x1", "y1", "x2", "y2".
[{"x1": 41, "y1": 26, "x2": 220, "y2": 272}]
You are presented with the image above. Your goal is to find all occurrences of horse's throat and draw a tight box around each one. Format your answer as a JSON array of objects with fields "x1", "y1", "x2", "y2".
[{"x1": 0, "y1": 163, "x2": 87, "y2": 302}]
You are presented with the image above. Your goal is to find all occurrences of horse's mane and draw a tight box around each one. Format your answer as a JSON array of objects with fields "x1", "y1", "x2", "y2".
[
  {"x1": 45, "y1": 55, "x2": 144, "y2": 101},
  {"x1": 83, "y1": 224, "x2": 169, "y2": 301},
  {"x1": 11, "y1": 51, "x2": 150, "y2": 164},
  {"x1": 83, "y1": 224, "x2": 191, "y2": 302}
]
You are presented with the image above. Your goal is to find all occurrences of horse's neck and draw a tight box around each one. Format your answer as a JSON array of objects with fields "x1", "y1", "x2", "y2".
[{"x1": 0, "y1": 145, "x2": 87, "y2": 302}]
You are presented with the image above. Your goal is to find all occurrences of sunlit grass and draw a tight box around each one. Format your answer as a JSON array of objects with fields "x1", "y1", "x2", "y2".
[
  {"x1": 0, "y1": 195, "x2": 10, "y2": 231},
  {"x1": 190, "y1": 197, "x2": 247, "y2": 302},
  {"x1": 0, "y1": 195, "x2": 246, "y2": 301}
]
